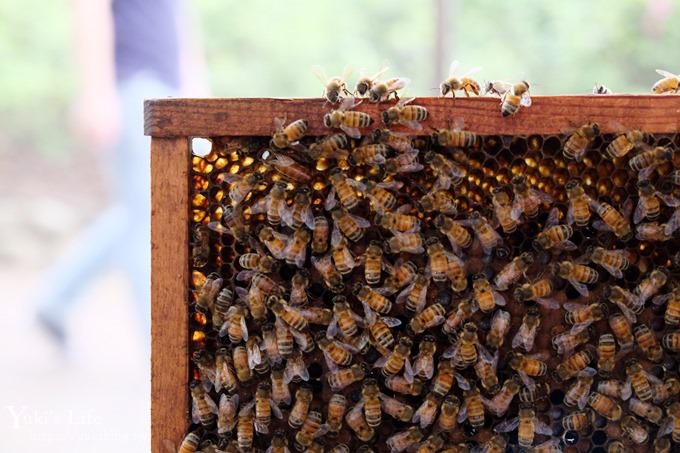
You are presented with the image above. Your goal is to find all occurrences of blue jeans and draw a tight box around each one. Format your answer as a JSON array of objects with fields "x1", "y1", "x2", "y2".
[{"x1": 37, "y1": 73, "x2": 176, "y2": 337}]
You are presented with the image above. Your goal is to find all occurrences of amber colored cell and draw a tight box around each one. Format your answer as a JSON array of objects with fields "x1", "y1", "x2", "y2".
[
  {"x1": 467, "y1": 170, "x2": 483, "y2": 186},
  {"x1": 528, "y1": 134, "x2": 543, "y2": 151},
  {"x1": 193, "y1": 311, "x2": 207, "y2": 326},
  {"x1": 192, "y1": 194, "x2": 208, "y2": 208},
  {"x1": 484, "y1": 135, "x2": 503, "y2": 155},
  {"x1": 192, "y1": 270, "x2": 206, "y2": 288},
  {"x1": 611, "y1": 170, "x2": 628, "y2": 187},
  {"x1": 510, "y1": 158, "x2": 526, "y2": 175},
  {"x1": 611, "y1": 188, "x2": 627, "y2": 204},
  {"x1": 212, "y1": 206, "x2": 223, "y2": 221},
  {"x1": 582, "y1": 168, "x2": 598, "y2": 186},
  {"x1": 455, "y1": 197, "x2": 469, "y2": 212},
  {"x1": 191, "y1": 330, "x2": 206, "y2": 349},
  {"x1": 596, "y1": 179, "x2": 612, "y2": 196},
  {"x1": 468, "y1": 152, "x2": 485, "y2": 169},
  {"x1": 203, "y1": 149, "x2": 218, "y2": 163},
  {"x1": 214, "y1": 157, "x2": 229, "y2": 169},
  {"x1": 457, "y1": 183, "x2": 469, "y2": 196},
  {"x1": 537, "y1": 178, "x2": 553, "y2": 194},
  {"x1": 192, "y1": 209, "x2": 206, "y2": 223},
  {"x1": 193, "y1": 175, "x2": 209, "y2": 191},
  {"x1": 312, "y1": 180, "x2": 326, "y2": 192},
  {"x1": 495, "y1": 168, "x2": 512, "y2": 185},
  {"x1": 315, "y1": 158, "x2": 332, "y2": 172},
  {"x1": 192, "y1": 157, "x2": 213, "y2": 174},
  {"x1": 242, "y1": 156, "x2": 255, "y2": 167},
  {"x1": 468, "y1": 187, "x2": 484, "y2": 203},
  {"x1": 480, "y1": 177, "x2": 497, "y2": 192},
  {"x1": 538, "y1": 159, "x2": 555, "y2": 177},
  {"x1": 596, "y1": 160, "x2": 614, "y2": 178},
  {"x1": 312, "y1": 197, "x2": 322, "y2": 206}
]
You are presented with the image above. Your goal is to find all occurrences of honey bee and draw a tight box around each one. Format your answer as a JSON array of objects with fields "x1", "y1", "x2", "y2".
[
  {"x1": 377, "y1": 212, "x2": 421, "y2": 235},
  {"x1": 368, "y1": 76, "x2": 410, "y2": 103},
  {"x1": 486, "y1": 309, "x2": 511, "y2": 350},
  {"x1": 423, "y1": 239, "x2": 450, "y2": 283},
  {"x1": 326, "y1": 393, "x2": 347, "y2": 433},
  {"x1": 418, "y1": 190, "x2": 458, "y2": 215},
  {"x1": 344, "y1": 401, "x2": 375, "y2": 442},
  {"x1": 654, "y1": 377, "x2": 680, "y2": 404},
  {"x1": 435, "y1": 395, "x2": 460, "y2": 431},
  {"x1": 474, "y1": 347, "x2": 500, "y2": 393},
  {"x1": 495, "y1": 406, "x2": 553, "y2": 448},
  {"x1": 375, "y1": 336, "x2": 414, "y2": 380},
  {"x1": 246, "y1": 335, "x2": 268, "y2": 374},
  {"x1": 359, "y1": 378, "x2": 382, "y2": 428},
  {"x1": 445, "y1": 252, "x2": 468, "y2": 293},
  {"x1": 565, "y1": 367, "x2": 596, "y2": 409},
  {"x1": 636, "y1": 323, "x2": 664, "y2": 362},
  {"x1": 661, "y1": 401, "x2": 680, "y2": 442},
  {"x1": 474, "y1": 435, "x2": 507, "y2": 453},
  {"x1": 381, "y1": 393, "x2": 414, "y2": 422},
  {"x1": 491, "y1": 187, "x2": 520, "y2": 233},
  {"x1": 654, "y1": 438, "x2": 672, "y2": 453},
  {"x1": 508, "y1": 351, "x2": 548, "y2": 387},
  {"x1": 484, "y1": 80, "x2": 512, "y2": 96},
  {"x1": 214, "y1": 347, "x2": 238, "y2": 393},
  {"x1": 550, "y1": 261, "x2": 599, "y2": 297},
  {"x1": 326, "y1": 296, "x2": 361, "y2": 339},
  {"x1": 630, "y1": 146, "x2": 674, "y2": 180},
  {"x1": 355, "y1": 283, "x2": 393, "y2": 314},
  {"x1": 295, "y1": 411, "x2": 328, "y2": 448},
  {"x1": 416, "y1": 433, "x2": 447, "y2": 453},
  {"x1": 443, "y1": 298, "x2": 477, "y2": 334},
  {"x1": 629, "y1": 398, "x2": 663, "y2": 424},
  {"x1": 597, "y1": 379, "x2": 632, "y2": 401},
  {"x1": 195, "y1": 273, "x2": 222, "y2": 314},
  {"x1": 217, "y1": 171, "x2": 263, "y2": 207},
  {"x1": 512, "y1": 308, "x2": 541, "y2": 352},
  {"x1": 239, "y1": 252, "x2": 278, "y2": 274},
  {"x1": 555, "y1": 349, "x2": 593, "y2": 382},
  {"x1": 519, "y1": 382, "x2": 551, "y2": 404},
  {"x1": 500, "y1": 81, "x2": 532, "y2": 117},
  {"x1": 562, "y1": 408, "x2": 594, "y2": 432},
  {"x1": 384, "y1": 150, "x2": 424, "y2": 175},
  {"x1": 271, "y1": 117, "x2": 308, "y2": 150},
  {"x1": 552, "y1": 328, "x2": 591, "y2": 355},
  {"x1": 514, "y1": 279, "x2": 557, "y2": 310},
  {"x1": 283, "y1": 187, "x2": 315, "y2": 230},
  {"x1": 313, "y1": 66, "x2": 352, "y2": 103},
  {"x1": 626, "y1": 359, "x2": 657, "y2": 402},
  {"x1": 434, "y1": 214, "x2": 472, "y2": 255},
  {"x1": 440, "y1": 60, "x2": 481, "y2": 97},
  {"x1": 218, "y1": 304, "x2": 249, "y2": 343},
  {"x1": 597, "y1": 333, "x2": 617, "y2": 376},
  {"x1": 639, "y1": 268, "x2": 669, "y2": 304},
  {"x1": 312, "y1": 215, "x2": 330, "y2": 254},
  {"x1": 564, "y1": 302, "x2": 607, "y2": 335},
  {"x1": 621, "y1": 415, "x2": 649, "y2": 444},
  {"x1": 409, "y1": 303, "x2": 447, "y2": 335},
  {"x1": 288, "y1": 271, "x2": 310, "y2": 307},
  {"x1": 382, "y1": 97, "x2": 428, "y2": 130},
  {"x1": 258, "y1": 226, "x2": 290, "y2": 260},
  {"x1": 413, "y1": 336, "x2": 437, "y2": 380},
  {"x1": 607, "y1": 441, "x2": 625, "y2": 453},
  {"x1": 384, "y1": 232, "x2": 425, "y2": 255},
  {"x1": 267, "y1": 295, "x2": 308, "y2": 331},
  {"x1": 655, "y1": 288, "x2": 680, "y2": 326},
  {"x1": 466, "y1": 211, "x2": 502, "y2": 255},
  {"x1": 372, "y1": 128, "x2": 415, "y2": 153},
  {"x1": 274, "y1": 320, "x2": 294, "y2": 358},
  {"x1": 233, "y1": 345, "x2": 253, "y2": 383},
  {"x1": 290, "y1": 328, "x2": 315, "y2": 354},
  {"x1": 283, "y1": 350, "x2": 310, "y2": 384},
  {"x1": 192, "y1": 225, "x2": 210, "y2": 268},
  {"x1": 608, "y1": 312, "x2": 635, "y2": 348},
  {"x1": 512, "y1": 175, "x2": 554, "y2": 219},
  {"x1": 382, "y1": 260, "x2": 418, "y2": 295},
  {"x1": 423, "y1": 151, "x2": 466, "y2": 190},
  {"x1": 593, "y1": 83, "x2": 613, "y2": 94},
  {"x1": 331, "y1": 208, "x2": 370, "y2": 242},
  {"x1": 364, "y1": 308, "x2": 399, "y2": 356},
  {"x1": 355, "y1": 65, "x2": 390, "y2": 97},
  {"x1": 662, "y1": 330, "x2": 680, "y2": 352},
  {"x1": 216, "y1": 393, "x2": 239, "y2": 434},
  {"x1": 606, "y1": 285, "x2": 642, "y2": 323},
  {"x1": 458, "y1": 386, "x2": 485, "y2": 428},
  {"x1": 412, "y1": 392, "x2": 442, "y2": 429},
  {"x1": 385, "y1": 374, "x2": 424, "y2": 396},
  {"x1": 311, "y1": 255, "x2": 344, "y2": 293},
  {"x1": 363, "y1": 180, "x2": 402, "y2": 216},
  {"x1": 190, "y1": 350, "x2": 216, "y2": 391},
  {"x1": 270, "y1": 365, "x2": 291, "y2": 405},
  {"x1": 307, "y1": 133, "x2": 350, "y2": 161},
  {"x1": 190, "y1": 380, "x2": 218, "y2": 426},
  {"x1": 348, "y1": 143, "x2": 388, "y2": 167},
  {"x1": 652, "y1": 68, "x2": 680, "y2": 94},
  {"x1": 317, "y1": 335, "x2": 354, "y2": 369},
  {"x1": 386, "y1": 427, "x2": 423, "y2": 453},
  {"x1": 588, "y1": 392, "x2": 622, "y2": 421},
  {"x1": 172, "y1": 432, "x2": 200, "y2": 453},
  {"x1": 323, "y1": 96, "x2": 373, "y2": 139},
  {"x1": 264, "y1": 150, "x2": 313, "y2": 183},
  {"x1": 636, "y1": 179, "x2": 680, "y2": 223},
  {"x1": 431, "y1": 121, "x2": 479, "y2": 148},
  {"x1": 636, "y1": 221, "x2": 674, "y2": 241},
  {"x1": 445, "y1": 322, "x2": 479, "y2": 369},
  {"x1": 236, "y1": 402, "x2": 255, "y2": 451},
  {"x1": 331, "y1": 231, "x2": 358, "y2": 276},
  {"x1": 327, "y1": 363, "x2": 365, "y2": 391},
  {"x1": 472, "y1": 274, "x2": 506, "y2": 313},
  {"x1": 362, "y1": 241, "x2": 384, "y2": 285},
  {"x1": 606, "y1": 129, "x2": 647, "y2": 159},
  {"x1": 253, "y1": 382, "x2": 283, "y2": 434},
  {"x1": 299, "y1": 306, "x2": 333, "y2": 326},
  {"x1": 484, "y1": 375, "x2": 521, "y2": 417},
  {"x1": 288, "y1": 385, "x2": 313, "y2": 429},
  {"x1": 208, "y1": 204, "x2": 248, "y2": 244},
  {"x1": 565, "y1": 180, "x2": 593, "y2": 227},
  {"x1": 269, "y1": 432, "x2": 291, "y2": 453},
  {"x1": 431, "y1": 359, "x2": 459, "y2": 397},
  {"x1": 589, "y1": 246, "x2": 630, "y2": 278},
  {"x1": 563, "y1": 122, "x2": 600, "y2": 161}
]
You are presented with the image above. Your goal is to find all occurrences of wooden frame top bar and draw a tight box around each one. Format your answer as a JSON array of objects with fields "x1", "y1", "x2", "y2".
[{"x1": 144, "y1": 96, "x2": 680, "y2": 138}]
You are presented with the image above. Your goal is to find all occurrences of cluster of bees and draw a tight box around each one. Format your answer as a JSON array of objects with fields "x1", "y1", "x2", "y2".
[{"x1": 177, "y1": 64, "x2": 680, "y2": 453}]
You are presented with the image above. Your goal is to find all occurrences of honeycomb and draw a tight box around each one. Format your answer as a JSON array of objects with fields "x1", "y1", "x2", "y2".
[{"x1": 186, "y1": 127, "x2": 680, "y2": 453}]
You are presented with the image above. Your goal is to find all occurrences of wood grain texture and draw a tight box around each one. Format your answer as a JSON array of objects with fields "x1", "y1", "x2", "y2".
[
  {"x1": 151, "y1": 137, "x2": 190, "y2": 453},
  {"x1": 144, "y1": 95, "x2": 680, "y2": 138}
]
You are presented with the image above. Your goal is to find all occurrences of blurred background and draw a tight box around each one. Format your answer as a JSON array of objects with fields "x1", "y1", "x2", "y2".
[{"x1": 1, "y1": 0, "x2": 679, "y2": 451}]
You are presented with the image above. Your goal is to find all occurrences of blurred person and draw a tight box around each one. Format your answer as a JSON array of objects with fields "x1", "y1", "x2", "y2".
[{"x1": 36, "y1": 0, "x2": 208, "y2": 346}]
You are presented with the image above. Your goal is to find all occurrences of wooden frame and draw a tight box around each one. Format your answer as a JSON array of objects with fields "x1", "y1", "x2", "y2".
[{"x1": 147, "y1": 95, "x2": 680, "y2": 453}]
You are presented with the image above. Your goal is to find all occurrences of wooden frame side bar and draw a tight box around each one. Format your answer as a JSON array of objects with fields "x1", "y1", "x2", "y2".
[
  {"x1": 151, "y1": 136, "x2": 190, "y2": 453},
  {"x1": 144, "y1": 96, "x2": 680, "y2": 138}
]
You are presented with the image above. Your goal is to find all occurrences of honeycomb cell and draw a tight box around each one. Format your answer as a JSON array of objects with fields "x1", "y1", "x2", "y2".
[
  {"x1": 542, "y1": 136, "x2": 562, "y2": 155},
  {"x1": 483, "y1": 135, "x2": 503, "y2": 154},
  {"x1": 611, "y1": 169, "x2": 628, "y2": 187}
]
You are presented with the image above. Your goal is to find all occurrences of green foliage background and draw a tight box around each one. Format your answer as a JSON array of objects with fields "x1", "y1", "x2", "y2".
[{"x1": 2, "y1": 0, "x2": 680, "y2": 158}]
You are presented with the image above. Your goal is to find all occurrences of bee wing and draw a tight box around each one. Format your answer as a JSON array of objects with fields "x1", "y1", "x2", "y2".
[
  {"x1": 600, "y1": 262, "x2": 624, "y2": 279},
  {"x1": 658, "y1": 192, "x2": 680, "y2": 207},
  {"x1": 536, "y1": 298, "x2": 560, "y2": 310},
  {"x1": 400, "y1": 119, "x2": 423, "y2": 131},
  {"x1": 658, "y1": 417, "x2": 674, "y2": 437},
  {"x1": 339, "y1": 95, "x2": 358, "y2": 112},
  {"x1": 454, "y1": 371, "x2": 471, "y2": 391},
  {"x1": 494, "y1": 416, "x2": 520, "y2": 433},
  {"x1": 340, "y1": 124, "x2": 362, "y2": 139},
  {"x1": 216, "y1": 172, "x2": 243, "y2": 184},
  {"x1": 387, "y1": 77, "x2": 410, "y2": 92},
  {"x1": 488, "y1": 80, "x2": 512, "y2": 96},
  {"x1": 461, "y1": 66, "x2": 481, "y2": 78},
  {"x1": 397, "y1": 97, "x2": 416, "y2": 108},
  {"x1": 280, "y1": 204, "x2": 294, "y2": 228},
  {"x1": 512, "y1": 323, "x2": 530, "y2": 349},
  {"x1": 456, "y1": 399, "x2": 468, "y2": 423},
  {"x1": 568, "y1": 278, "x2": 590, "y2": 297},
  {"x1": 614, "y1": 301, "x2": 637, "y2": 324},
  {"x1": 350, "y1": 213, "x2": 371, "y2": 228},
  {"x1": 633, "y1": 199, "x2": 646, "y2": 224},
  {"x1": 520, "y1": 92, "x2": 532, "y2": 107},
  {"x1": 312, "y1": 65, "x2": 328, "y2": 85},
  {"x1": 326, "y1": 316, "x2": 338, "y2": 338},
  {"x1": 383, "y1": 316, "x2": 402, "y2": 328},
  {"x1": 518, "y1": 371, "x2": 536, "y2": 390},
  {"x1": 534, "y1": 419, "x2": 553, "y2": 436},
  {"x1": 372, "y1": 64, "x2": 390, "y2": 80},
  {"x1": 396, "y1": 281, "x2": 417, "y2": 305},
  {"x1": 448, "y1": 60, "x2": 460, "y2": 76},
  {"x1": 638, "y1": 164, "x2": 657, "y2": 181},
  {"x1": 665, "y1": 208, "x2": 680, "y2": 236},
  {"x1": 404, "y1": 359, "x2": 415, "y2": 383},
  {"x1": 303, "y1": 208, "x2": 315, "y2": 230},
  {"x1": 492, "y1": 290, "x2": 506, "y2": 307},
  {"x1": 373, "y1": 355, "x2": 389, "y2": 368},
  {"x1": 206, "y1": 221, "x2": 229, "y2": 235},
  {"x1": 324, "y1": 186, "x2": 338, "y2": 211},
  {"x1": 331, "y1": 224, "x2": 343, "y2": 247},
  {"x1": 656, "y1": 69, "x2": 677, "y2": 78},
  {"x1": 240, "y1": 315, "x2": 249, "y2": 341},
  {"x1": 273, "y1": 116, "x2": 286, "y2": 131},
  {"x1": 652, "y1": 293, "x2": 672, "y2": 306},
  {"x1": 191, "y1": 399, "x2": 200, "y2": 424}
]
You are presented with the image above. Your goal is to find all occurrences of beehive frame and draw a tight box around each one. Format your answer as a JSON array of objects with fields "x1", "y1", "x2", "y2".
[{"x1": 146, "y1": 96, "x2": 680, "y2": 453}]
